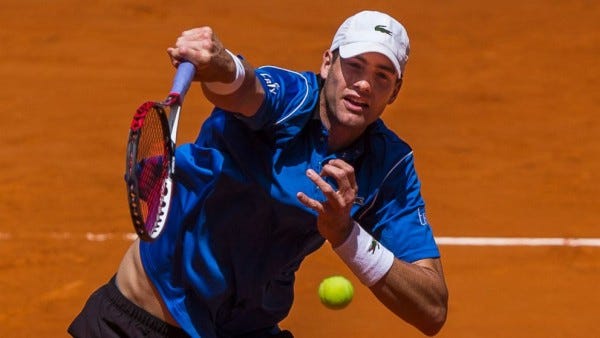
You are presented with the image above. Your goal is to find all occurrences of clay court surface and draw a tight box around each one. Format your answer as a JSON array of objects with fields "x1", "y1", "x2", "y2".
[{"x1": 1, "y1": 1, "x2": 599, "y2": 337}]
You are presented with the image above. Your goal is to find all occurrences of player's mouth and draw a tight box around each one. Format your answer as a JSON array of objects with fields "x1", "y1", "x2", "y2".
[{"x1": 343, "y1": 96, "x2": 369, "y2": 112}]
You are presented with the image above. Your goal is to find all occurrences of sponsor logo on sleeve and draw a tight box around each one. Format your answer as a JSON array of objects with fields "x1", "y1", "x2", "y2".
[{"x1": 259, "y1": 73, "x2": 280, "y2": 94}]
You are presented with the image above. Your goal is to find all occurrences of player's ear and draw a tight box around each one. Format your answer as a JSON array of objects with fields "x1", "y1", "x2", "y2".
[
  {"x1": 320, "y1": 49, "x2": 334, "y2": 78},
  {"x1": 387, "y1": 77, "x2": 403, "y2": 104}
]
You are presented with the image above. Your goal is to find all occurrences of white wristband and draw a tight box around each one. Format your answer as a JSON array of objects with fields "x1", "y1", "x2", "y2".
[
  {"x1": 334, "y1": 221, "x2": 395, "y2": 287},
  {"x1": 203, "y1": 49, "x2": 246, "y2": 95}
]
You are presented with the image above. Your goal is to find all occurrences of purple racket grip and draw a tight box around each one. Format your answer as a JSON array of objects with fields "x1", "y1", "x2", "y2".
[{"x1": 170, "y1": 61, "x2": 195, "y2": 102}]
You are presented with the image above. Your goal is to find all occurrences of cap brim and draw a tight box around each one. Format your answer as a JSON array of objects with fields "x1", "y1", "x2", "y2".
[{"x1": 339, "y1": 42, "x2": 402, "y2": 78}]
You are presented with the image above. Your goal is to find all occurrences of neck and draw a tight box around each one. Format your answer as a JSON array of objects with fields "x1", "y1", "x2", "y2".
[{"x1": 319, "y1": 99, "x2": 362, "y2": 153}]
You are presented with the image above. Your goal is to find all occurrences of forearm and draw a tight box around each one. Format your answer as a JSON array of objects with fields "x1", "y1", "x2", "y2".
[
  {"x1": 370, "y1": 258, "x2": 448, "y2": 336},
  {"x1": 332, "y1": 221, "x2": 447, "y2": 336}
]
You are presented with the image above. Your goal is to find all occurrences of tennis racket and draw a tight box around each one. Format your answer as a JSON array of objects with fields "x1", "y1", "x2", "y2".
[{"x1": 125, "y1": 62, "x2": 195, "y2": 241}]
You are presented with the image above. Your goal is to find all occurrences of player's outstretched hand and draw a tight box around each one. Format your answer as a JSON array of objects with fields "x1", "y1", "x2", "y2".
[{"x1": 297, "y1": 159, "x2": 357, "y2": 247}]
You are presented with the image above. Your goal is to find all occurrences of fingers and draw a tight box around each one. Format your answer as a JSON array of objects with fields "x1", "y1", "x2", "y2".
[
  {"x1": 320, "y1": 159, "x2": 357, "y2": 198},
  {"x1": 297, "y1": 161, "x2": 357, "y2": 246},
  {"x1": 181, "y1": 27, "x2": 212, "y2": 38},
  {"x1": 296, "y1": 191, "x2": 325, "y2": 213},
  {"x1": 300, "y1": 159, "x2": 358, "y2": 209},
  {"x1": 176, "y1": 28, "x2": 214, "y2": 53},
  {"x1": 167, "y1": 27, "x2": 221, "y2": 71},
  {"x1": 307, "y1": 168, "x2": 336, "y2": 196}
]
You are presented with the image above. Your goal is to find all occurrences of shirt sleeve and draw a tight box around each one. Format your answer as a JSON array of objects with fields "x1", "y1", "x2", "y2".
[
  {"x1": 233, "y1": 66, "x2": 319, "y2": 139},
  {"x1": 360, "y1": 152, "x2": 440, "y2": 263}
]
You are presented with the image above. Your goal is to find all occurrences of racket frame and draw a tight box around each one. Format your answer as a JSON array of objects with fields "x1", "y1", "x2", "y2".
[
  {"x1": 124, "y1": 62, "x2": 194, "y2": 241},
  {"x1": 125, "y1": 100, "x2": 177, "y2": 241}
]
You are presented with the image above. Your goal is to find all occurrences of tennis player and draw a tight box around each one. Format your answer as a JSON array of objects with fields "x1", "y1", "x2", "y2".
[{"x1": 69, "y1": 10, "x2": 448, "y2": 337}]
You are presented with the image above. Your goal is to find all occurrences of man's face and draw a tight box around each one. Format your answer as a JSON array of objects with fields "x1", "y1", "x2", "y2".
[{"x1": 320, "y1": 50, "x2": 401, "y2": 133}]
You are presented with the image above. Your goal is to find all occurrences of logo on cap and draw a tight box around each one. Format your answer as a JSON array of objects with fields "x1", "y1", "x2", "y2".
[{"x1": 374, "y1": 24, "x2": 392, "y2": 36}]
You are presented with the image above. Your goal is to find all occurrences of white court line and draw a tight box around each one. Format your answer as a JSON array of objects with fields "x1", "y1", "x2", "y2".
[
  {"x1": 1, "y1": 232, "x2": 600, "y2": 247},
  {"x1": 435, "y1": 237, "x2": 600, "y2": 247}
]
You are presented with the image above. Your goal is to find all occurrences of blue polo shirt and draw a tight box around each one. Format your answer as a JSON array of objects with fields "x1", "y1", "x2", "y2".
[{"x1": 139, "y1": 65, "x2": 439, "y2": 337}]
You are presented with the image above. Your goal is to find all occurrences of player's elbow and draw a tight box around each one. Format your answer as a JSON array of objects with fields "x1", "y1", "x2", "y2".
[
  {"x1": 420, "y1": 305, "x2": 447, "y2": 336},
  {"x1": 417, "y1": 296, "x2": 448, "y2": 336}
]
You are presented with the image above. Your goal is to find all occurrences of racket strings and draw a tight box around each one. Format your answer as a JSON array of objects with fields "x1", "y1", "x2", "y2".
[{"x1": 133, "y1": 106, "x2": 171, "y2": 233}]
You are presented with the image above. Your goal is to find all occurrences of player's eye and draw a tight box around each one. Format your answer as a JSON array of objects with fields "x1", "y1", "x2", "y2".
[
  {"x1": 377, "y1": 72, "x2": 390, "y2": 80},
  {"x1": 345, "y1": 61, "x2": 362, "y2": 71}
]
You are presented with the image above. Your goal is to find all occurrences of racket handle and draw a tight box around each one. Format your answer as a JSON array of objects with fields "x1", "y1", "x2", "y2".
[{"x1": 170, "y1": 61, "x2": 196, "y2": 102}]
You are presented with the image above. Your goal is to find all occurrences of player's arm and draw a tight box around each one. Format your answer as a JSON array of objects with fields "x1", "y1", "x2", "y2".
[
  {"x1": 167, "y1": 27, "x2": 265, "y2": 117},
  {"x1": 370, "y1": 257, "x2": 448, "y2": 336},
  {"x1": 297, "y1": 159, "x2": 448, "y2": 336}
]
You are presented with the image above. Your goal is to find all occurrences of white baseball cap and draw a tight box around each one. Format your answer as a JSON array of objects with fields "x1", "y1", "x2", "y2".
[{"x1": 330, "y1": 10, "x2": 410, "y2": 78}]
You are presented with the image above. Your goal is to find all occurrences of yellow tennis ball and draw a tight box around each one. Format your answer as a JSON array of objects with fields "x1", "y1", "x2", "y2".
[{"x1": 318, "y1": 275, "x2": 354, "y2": 309}]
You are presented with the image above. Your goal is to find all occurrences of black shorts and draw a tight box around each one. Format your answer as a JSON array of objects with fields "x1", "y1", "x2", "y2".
[
  {"x1": 68, "y1": 276, "x2": 294, "y2": 338},
  {"x1": 67, "y1": 276, "x2": 189, "y2": 338}
]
